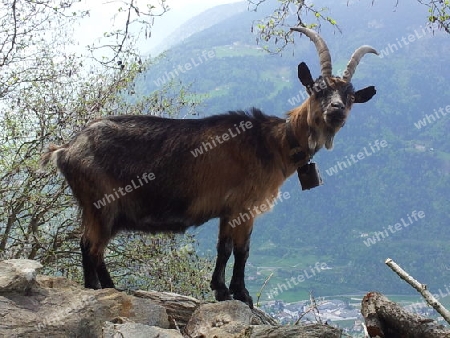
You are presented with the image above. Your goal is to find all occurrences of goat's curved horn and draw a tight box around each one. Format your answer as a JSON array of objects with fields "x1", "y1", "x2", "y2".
[
  {"x1": 290, "y1": 26, "x2": 332, "y2": 78},
  {"x1": 343, "y1": 45, "x2": 379, "y2": 82}
]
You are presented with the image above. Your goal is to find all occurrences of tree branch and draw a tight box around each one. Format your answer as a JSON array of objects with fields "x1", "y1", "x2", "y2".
[{"x1": 385, "y1": 258, "x2": 450, "y2": 324}]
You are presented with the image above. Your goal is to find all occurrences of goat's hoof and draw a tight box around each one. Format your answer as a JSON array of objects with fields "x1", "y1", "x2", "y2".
[
  {"x1": 214, "y1": 288, "x2": 232, "y2": 302},
  {"x1": 84, "y1": 282, "x2": 101, "y2": 290},
  {"x1": 233, "y1": 290, "x2": 253, "y2": 309}
]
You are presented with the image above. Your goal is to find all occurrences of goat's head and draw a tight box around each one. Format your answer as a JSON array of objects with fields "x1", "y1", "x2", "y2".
[{"x1": 290, "y1": 27, "x2": 378, "y2": 152}]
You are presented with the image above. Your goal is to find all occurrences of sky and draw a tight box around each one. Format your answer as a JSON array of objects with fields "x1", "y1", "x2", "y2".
[
  {"x1": 74, "y1": 0, "x2": 243, "y2": 54},
  {"x1": 149, "y1": 0, "x2": 243, "y2": 50}
]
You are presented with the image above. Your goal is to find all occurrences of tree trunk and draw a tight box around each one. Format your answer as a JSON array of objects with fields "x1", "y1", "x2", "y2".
[{"x1": 361, "y1": 291, "x2": 450, "y2": 337}]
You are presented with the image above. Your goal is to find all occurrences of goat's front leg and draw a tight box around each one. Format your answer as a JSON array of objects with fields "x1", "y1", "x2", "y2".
[
  {"x1": 210, "y1": 217, "x2": 233, "y2": 302},
  {"x1": 229, "y1": 218, "x2": 254, "y2": 308}
]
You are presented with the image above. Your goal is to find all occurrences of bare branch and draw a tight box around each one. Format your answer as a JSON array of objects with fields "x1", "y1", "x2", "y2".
[
  {"x1": 248, "y1": 0, "x2": 339, "y2": 54},
  {"x1": 385, "y1": 258, "x2": 450, "y2": 324},
  {"x1": 2, "y1": 0, "x2": 18, "y2": 65}
]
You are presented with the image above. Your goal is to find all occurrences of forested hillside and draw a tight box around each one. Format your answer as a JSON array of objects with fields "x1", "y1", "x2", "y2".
[{"x1": 137, "y1": 1, "x2": 450, "y2": 302}]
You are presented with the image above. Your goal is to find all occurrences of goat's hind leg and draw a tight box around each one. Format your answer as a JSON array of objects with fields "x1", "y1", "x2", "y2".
[
  {"x1": 80, "y1": 236, "x2": 101, "y2": 289},
  {"x1": 81, "y1": 235, "x2": 115, "y2": 289},
  {"x1": 210, "y1": 217, "x2": 233, "y2": 302}
]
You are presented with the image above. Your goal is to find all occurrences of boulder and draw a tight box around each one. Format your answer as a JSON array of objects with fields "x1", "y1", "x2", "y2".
[
  {"x1": 0, "y1": 259, "x2": 343, "y2": 338},
  {"x1": 132, "y1": 289, "x2": 201, "y2": 328},
  {"x1": 103, "y1": 320, "x2": 183, "y2": 338},
  {"x1": 0, "y1": 259, "x2": 171, "y2": 337},
  {"x1": 0, "y1": 259, "x2": 42, "y2": 293}
]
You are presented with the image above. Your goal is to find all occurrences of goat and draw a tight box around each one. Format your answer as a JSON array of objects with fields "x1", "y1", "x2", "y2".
[{"x1": 41, "y1": 27, "x2": 378, "y2": 308}]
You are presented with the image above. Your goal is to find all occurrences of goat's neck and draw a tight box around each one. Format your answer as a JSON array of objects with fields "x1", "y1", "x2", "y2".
[{"x1": 281, "y1": 99, "x2": 323, "y2": 175}]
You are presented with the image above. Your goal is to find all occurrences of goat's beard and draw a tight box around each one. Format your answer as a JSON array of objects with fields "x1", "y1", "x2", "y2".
[
  {"x1": 308, "y1": 127, "x2": 336, "y2": 152},
  {"x1": 325, "y1": 135, "x2": 334, "y2": 149}
]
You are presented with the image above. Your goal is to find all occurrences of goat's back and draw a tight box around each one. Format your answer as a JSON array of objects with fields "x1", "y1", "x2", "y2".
[{"x1": 51, "y1": 110, "x2": 287, "y2": 233}]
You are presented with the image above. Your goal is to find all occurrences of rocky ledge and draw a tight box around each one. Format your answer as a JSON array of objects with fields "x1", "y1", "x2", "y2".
[{"x1": 0, "y1": 259, "x2": 341, "y2": 337}]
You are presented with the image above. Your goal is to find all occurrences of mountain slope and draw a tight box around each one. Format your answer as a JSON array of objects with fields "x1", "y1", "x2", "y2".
[{"x1": 137, "y1": 0, "x2": 450, "y2": 303}]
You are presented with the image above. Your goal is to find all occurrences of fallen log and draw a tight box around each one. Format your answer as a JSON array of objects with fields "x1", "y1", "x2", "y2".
[{"x1": 361, "y1": 291, "x2": 450, "y2": 337}]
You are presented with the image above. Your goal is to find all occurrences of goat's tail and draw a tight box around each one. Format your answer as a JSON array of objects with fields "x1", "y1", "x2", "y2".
[{"x1": 40, "y1": 144, "x2": 67, "y2": 171}]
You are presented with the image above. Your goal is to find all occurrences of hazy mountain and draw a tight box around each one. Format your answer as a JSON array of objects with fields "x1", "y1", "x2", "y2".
[
  {"x1": 137, "y1": 0, "x2": 450, "y2": 303},
  {"x1": 149, "y1": 1, "x2": 248, "y2": 55}
]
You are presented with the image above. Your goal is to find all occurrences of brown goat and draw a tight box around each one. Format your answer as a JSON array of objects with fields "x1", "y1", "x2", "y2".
[{"x1": 41, "y1": 27, "x2": 378, "y2": 308}]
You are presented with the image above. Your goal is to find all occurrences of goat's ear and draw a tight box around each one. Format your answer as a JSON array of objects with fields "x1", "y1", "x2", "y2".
[
  {"x1": 298, "y1": 62, "x2": 314, "y2": 88},
  {"x1": 354, "y1": 86, "x2": 376, "y2": 103}
]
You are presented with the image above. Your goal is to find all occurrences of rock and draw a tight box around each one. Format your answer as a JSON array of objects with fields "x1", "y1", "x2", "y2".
[
  {"x1": 1, "y1": 286, "x2": 172, "y2": 337},
  {"x1": 0, "y1": 261, "x2": 173, "y2": 338},
  {"x1": 129, "y1": 293, "x2": 171, "y2": 328},
  {"x1": 184, "y1": 300, "x2": 253, "y2": 337},
  {"x1": 36, "y1": 275, "x2": 81, "y2": 289},
  {"x1": 103, "y1": 321, "x2": 183, "y2": 338},
  {"x1": 0, "y1": 260, "x2": 344, "y2": 338},
  {"x1": 132, "y1": 290, "x2": 201, "y2": 328},
  {"x1": 248, "y1": 306, "x2": 278, "y2": 325},
  {"x1": 0, "y1": 259, "x2": 42, "y2": 294},
  {"x1": 183, "y1": 300, "x2": 276, "y2": 337}
]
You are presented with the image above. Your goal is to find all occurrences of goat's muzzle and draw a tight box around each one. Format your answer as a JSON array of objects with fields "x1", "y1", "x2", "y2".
[{"x1": 324, "y1": 104, "x2": 346, "y2": 128}]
